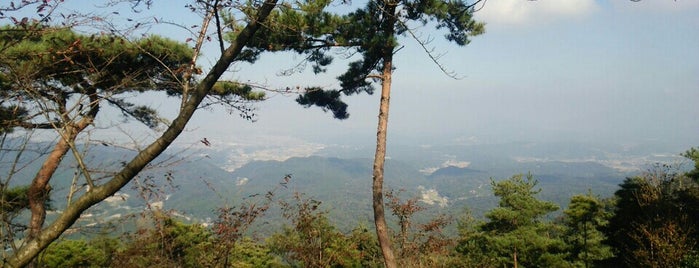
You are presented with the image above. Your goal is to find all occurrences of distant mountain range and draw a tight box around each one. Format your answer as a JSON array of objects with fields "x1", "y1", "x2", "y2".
[{"x1": 3, "y1": 139, "x2": 686, "y2": 234}]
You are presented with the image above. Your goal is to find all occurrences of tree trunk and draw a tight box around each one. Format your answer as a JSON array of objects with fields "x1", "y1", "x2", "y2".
[
  {"x1": 372, "y1": 58, "x2": 396, "y2": 268},
  {"x1": 26, "y1": 121, "x2": 91, "y2": 267},
  {"x1": 372, "y1": 2, "x2": 398, "y2": 267},
  {"x1": 3, "y1": 1, "x2": 278, "y2": 266},
  {"x1": 26, "y1": 136, "x2": 69, "y2": 241},
  {"x1": 27, "y1": 118, "x2": 93, "y2": 242},
  {"x1": 399, "y1": 217, "x2": 408, "y2": 255}
]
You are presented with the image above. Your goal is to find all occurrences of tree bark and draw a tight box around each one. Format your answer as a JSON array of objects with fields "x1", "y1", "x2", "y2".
[
  {"x1": 27, "y1": 115, "x2": 94, "y2": 242},
  {"x1": 26, "y1": 134, "x2": 69, "y2": 242},
  {"x1": 4, "y1": 1, "x2": 278, "y2": 266},
  {"x1": 372, "y1": 2, "x2": 398, "y2": 267},
  {"x1": 399, "y1": 217, "x2": 408, "y2": 255}
]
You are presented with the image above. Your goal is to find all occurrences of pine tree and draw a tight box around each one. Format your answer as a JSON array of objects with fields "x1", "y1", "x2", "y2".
[
  {"x1": 0, "y1": 25, "x2": 196, "y2": 246},
  {"x1": 562, "y1": 192, "x2": 614, "y2": 267},
  {"x1": 0, "y1": 0, "x2": 282, "y2": 265},
  {"x1": 466, "y1": 174, "x2": 570, "y2": 267},
  {"x1": 290, "y1": 2, "x2": 484, "y2": 265}
]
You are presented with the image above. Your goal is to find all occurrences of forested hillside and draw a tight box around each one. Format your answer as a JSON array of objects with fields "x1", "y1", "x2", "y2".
[
  {"x1": 1, "y1": 140, "x2": 633, "y2": 232},
  {"x1": 10, "y1": 147, "x2": 698, "y2": 267}
]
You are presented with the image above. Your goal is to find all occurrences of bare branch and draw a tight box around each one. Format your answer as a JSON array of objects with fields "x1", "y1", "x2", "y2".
[
  {"x1": 399, "y1": 19, "x2": 464, "y2": 80},
  {"x1": 181, "y1": 2, "x2": 216, "y2": 110},
  {"x1": 214, "y1": 0, "x2": 225, "y2": 53}
]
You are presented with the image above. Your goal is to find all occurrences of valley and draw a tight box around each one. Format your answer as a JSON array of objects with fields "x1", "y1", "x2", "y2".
[{"x1": 6, "y1": 139, "x2": 684, "y2": 235}]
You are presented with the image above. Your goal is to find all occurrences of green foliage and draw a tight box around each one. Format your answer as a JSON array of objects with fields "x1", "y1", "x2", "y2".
[
  {"x1": 482, "y1": 174, "x2": 559, "y2": 232},
  {"x1": 299, "y1": 0, "x2": 484, "y2": 119},
  {"x1": 0, "y1": 26, "x2": 191, "y2": 90},
  {"x1": 38, "y1": 237, "x2": 121, "y2": 267},
  {"x1": 103, "y1": 210, "x2": 283, "y2": 268},
  {"x1": 267, "y1": 193, "x2": 365, "y2": 267},
  {"x1": 227, "y1": 0, "x2": 484, "y2": 119},
  {"x1": 0, "y1": 25, "x2": 193, "y2": 130},
  {"x1": 296, "y1": 88, "x2": 348, "y2": 119},
  {"x1": 604, "y1": 164, "x2": 699, "y2": 267},
  {"x1": 682, "y1": 147, "x2": 699, "y2": 181},
  {"x1": 225, "y1": 238, "x2": 285, "y2": 268},
  {"x1": 0, "y1": 184, "x2": 51, "y2": 226},
  {"x1": 199, "y1": 192, "x2": 278, "y2": 266},
  {"x1": 346, "y1": 226, "x2": 383, "y2": 268},
  {"x1": 0, "y1": 185, "x2": 29, "y2": 215},
  {"x1": 112, "y1": 215, "x2": 213, "y2": 267},
  {"x1": 562, "y1": 192, "x2": 614, "y2": 266},
  {"x1": 458, "y1": 174, "x2": 571, "y2": 267},
  {"x1": 227, "y1": 0, "x2": 346, "y2": 66},
  {"x1": 211, "y1": 81, "x2": 265, "y2": 101},
  {"x1": 190, "y1": 236, "x2": 284, "y2": 268},
  {"x1": 0, "y1": 185, "x2": 38, "y2": 243},
  {"x1": 0, "y1": 105, "x2": 27, "y2": 134},
  {"x1": 455, "y1": 209, "x2": 496, "y2": 267},
  {"x1": 0, "y1": 25, "x2": 264, "y2": 132}
]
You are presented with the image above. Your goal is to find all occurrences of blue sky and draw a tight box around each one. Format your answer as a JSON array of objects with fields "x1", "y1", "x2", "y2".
[
  {"x1": 8, "y1": 0, "x2": 699, "y2": 154},
  {"x1": 188, "y1": 0, "x2": 698, "y2": 152}
]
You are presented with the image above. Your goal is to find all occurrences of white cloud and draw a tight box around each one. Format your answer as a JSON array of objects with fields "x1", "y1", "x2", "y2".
[
  {"x1": 609, "y1": 1, "x2": 699, "y2": 12},
  {"x1": 476, "y1": 0, "x2": 598, "y2": 25}
]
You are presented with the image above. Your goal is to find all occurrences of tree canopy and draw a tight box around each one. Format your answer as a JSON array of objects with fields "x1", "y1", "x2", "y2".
[
  {"x1": 0, "y1": 26, "x2": 191, "y2": 131},
  {"x1": 230, "y1": 0, "x2": 484, "y2": 119},
  {"x1": 604, "y1": 163, "x2": 699, "y2": 267},
  {"x1": 0, "y1": 25, "x2": 266, "y2": 133},
  {"x1": 0, "y1": 0, "x2": 280, "y2": 265},
  {"x1": 458, "y1": 174, "x2": 569, "y2": 267},
  {"x1": 562, "y1": 192, "x2": 614, "y2": 267}
]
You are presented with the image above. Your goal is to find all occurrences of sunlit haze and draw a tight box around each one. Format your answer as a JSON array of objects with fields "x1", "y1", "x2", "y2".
[{"x1": 49, "y1": 1, "x2": 699, "y2": 160}]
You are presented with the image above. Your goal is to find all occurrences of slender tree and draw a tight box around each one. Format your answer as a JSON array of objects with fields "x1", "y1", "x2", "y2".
[
  {"x1": 0, "y1": 0, "x2": 565, "y2": 266},
  {"x1": 0, "y1": 25, "x2": 195, "y2": 243},
  {"x1": 469, "y1": 174, "x2": 569, "y2": 267},
  {"x1": 562, "y1": 192, "x2": 614, "y2": 267},
  {"x1": 268, "y1": 192, "x2": 364, "y2": 267},
  {"x1": 292, "y1": 1, "x2": 485, "y2": 265},
  {"x1": 385, "y1": 189, "x2": 425, "y2": 255}
]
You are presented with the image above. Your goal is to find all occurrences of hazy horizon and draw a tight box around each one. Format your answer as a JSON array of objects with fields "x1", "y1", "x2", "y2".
[
  {"x1": 169, "y1": 1, "x2": 699, "y2": 152},
  {"x1": 19, "y1": 1, "x2": 699, "y2": 158}
]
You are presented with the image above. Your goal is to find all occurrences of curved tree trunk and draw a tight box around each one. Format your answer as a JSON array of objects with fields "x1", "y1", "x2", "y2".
[
  {"x1": 26, "y1": 134, "x2": 70, "y2": 242},
  {"x1": 4, "y1": 1, "x2": 278, "y2": 266},
  {"x1": 372, "y1": 2, "x2": 398, "y2": 267},
  {"x1": 26, "y1": 117, "x2": 95, "y2": 267}
]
